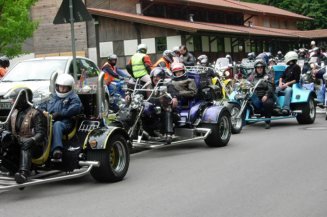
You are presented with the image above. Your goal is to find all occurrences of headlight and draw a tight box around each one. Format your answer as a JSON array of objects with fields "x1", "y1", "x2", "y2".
[
  {"x1": 117, "y1": 98, "x2": 126, "y2": 109},
  {"x1": 224, "y1": 71, "x2": 230, "y2": 77},
  {"x1": 234, "y1": 83, "x2": 241, "y2": 91},
  {"x1": 218, "y1": 71, "x2": 224, "y2": 77},
  {"x1": 323, "y1": 73, "x2": 327, "y2": 80},
  {"x1": 310, "y1": 63, "x2": 315, "y2": 69},
  {"x1": 244, "y1": 81, "x2": 251, "y2": 89},
  {"x1": 306, "y1": 71, "x2": 311, "y2": 75}
]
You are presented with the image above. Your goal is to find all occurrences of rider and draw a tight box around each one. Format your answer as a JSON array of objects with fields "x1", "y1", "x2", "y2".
[
  {"x1": 276, "y1": 51, "x2": 284, "y2": 60},
  {"x1": 102, "y1": 54, "x2": 127, "y2": 88},
  {"x1": 273, "y1": 51, "x2": 301, "y2": 116},
  {"x1": 3, "y1": 86, "x2": 47, "y2": 183},
  {"x1": 152, "y1": 50, "x2": 174, "y2": 77},
  {"x1": 179, "y1": 45, "x2": 195, "y2": 66},
  {"x1": 312, "y1": 47, "x2": 327, "y2": 84},
  {"x1": 226, "y1": 54, "x2": 232, "y2": 64},
  {"x1": 125, "y1": 68, "x2": 179, "y2": 144},
  {"x1": 298, "y1": 48, "x2": 310, "y2": 74},
  {"x1": 172, "y1": 46, "x2": 182, "y2": 66},
  {"x1": 197, "y1": 54, "x2": 208, "y2": 65},
  {"x1": 248, "y1": 52, "x2": 254, "y2": 60},
  {"x1": 201, "y1": 58, "x2": 215, "y2": 78},
  {"x1": 0, "y1": 56, "x2": 10, "y2": 79},
  {"x1": 172, "y1": 63, "x2": 197, "y2": 99},
  {"x1": 248, "y1": 59, "x2": 275, "y2": 129},
  {"x1": 38, "y1": 74, "x2": 82, "y2": 159},
  {"x1": 126, "y1": 44, "x2": 152, "y2": 85},
  {"x1": 268, "y1": 58, "x2": 277, "y2": 66}
]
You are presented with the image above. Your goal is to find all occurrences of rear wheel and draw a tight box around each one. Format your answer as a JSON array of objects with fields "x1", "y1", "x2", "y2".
[
  {"x1": 88, "y1": 133, "x2": 130, "y2": 182},
  {"x1": 227, "y1": 103, "x2": 243, "y2": 134},
  {"x1": 296, "y1": 95, "x2": 316, "y2": 124},
  {"x1": 200, "y1": 111, "x2": 231, "y2": 147}
]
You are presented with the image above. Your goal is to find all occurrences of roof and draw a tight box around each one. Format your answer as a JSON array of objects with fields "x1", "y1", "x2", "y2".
[
  {"x1": 181, "y1": 0, "x2": 313, "y2": 21},
  {"x1": 292, "y1": 29, "x2": 327, "y2": 39},
  {"x1": 88, "y1": 8, "x2": 320, "y2": 39}
]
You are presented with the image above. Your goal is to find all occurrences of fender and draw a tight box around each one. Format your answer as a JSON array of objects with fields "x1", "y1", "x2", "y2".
[
  {"x1": 201, "y1": 105, "x2": 230, "y2": 124},
  {"x1": 223, "y1": 79, "x2": 232, "y2": 86},
  {"x1": 291, "y1": 83, "x2": 317, "y2": 103},
  {"x1": 228, "y1": 91, "x2": 237, "y2": 101},
  {"x1": 83, "y1": 126, "x2": 130, "y2": 150}
]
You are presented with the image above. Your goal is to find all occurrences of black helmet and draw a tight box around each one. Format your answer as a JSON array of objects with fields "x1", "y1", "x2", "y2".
[
  {"x1": 163, "y1": 50, "x2": 174, "y2": 63},
  {"x1": 107, "y1": 53, "x2": 117, "y2": 66},
  {"x1": 0, "y1": 57, "x2": 10, "y2": 68},
  {"x1": 150, "y1": 67, "x2": 165, "y2": 85},
  {"x1": 268, "y1": 58, "x2": 277, "y2": 65},
  {"x1": 4, "y1": 86, "x2": 33, "y2": 110},
  {"x1": 200, "y1": 58, "x2": 209, "y2": 66}
]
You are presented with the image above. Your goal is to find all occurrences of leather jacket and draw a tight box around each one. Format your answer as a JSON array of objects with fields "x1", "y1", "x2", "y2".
[
  {"x1": 248, "y1": 72, "x2": 275, "y2": 98},
  {"x1": 172, "y1": 77, "x2": 197, "y2": 98},
  {"x1": 181, "y1": 52, "x2": 195, "y2": 66}
]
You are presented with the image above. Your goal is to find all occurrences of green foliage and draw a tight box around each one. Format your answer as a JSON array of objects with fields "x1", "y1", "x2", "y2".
[
  {"x1": 241, "y1": 0, "x2": 327, "y2": 30},
  {"x1": 0, "y1": 0, "x2": 40, "y2": 59}
]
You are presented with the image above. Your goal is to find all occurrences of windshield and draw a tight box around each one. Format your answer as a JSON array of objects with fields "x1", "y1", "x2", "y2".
[
  {"x1": 2, "y1": 59, "x2": 67, "y2": 82},
  {"x1": 215, "y1": 58, "x2": 229, "y2": 69}
]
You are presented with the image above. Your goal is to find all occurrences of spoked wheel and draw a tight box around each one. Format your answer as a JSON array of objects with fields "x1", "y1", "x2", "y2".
[
  {"x1": 227, "y1": 103, "x2": 243, "y2": 134},
  {"x1": 200, "y1": 111, "x2": 231, "y2": 147},
  {"x1": 296, "y1": 95, "x2": 316, "y2": 124},
  {"x1": 88, "y1": 133, "x2": 130, "y2": 182}
]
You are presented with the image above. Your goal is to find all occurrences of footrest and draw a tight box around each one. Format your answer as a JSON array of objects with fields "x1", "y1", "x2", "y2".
[{"x1": 51, "y1": 159, "x2": 62, "y2": 162}]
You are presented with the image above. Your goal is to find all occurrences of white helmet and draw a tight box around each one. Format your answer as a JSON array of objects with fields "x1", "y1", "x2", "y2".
[
  {"x1": 284, "y1": 51, "x2": 298, "y2": 65},
  {"x1": 278, "y1": 51, "x2": 282, "y2": 54},
  {"x1": 311, "y1": 41, "x2": 316, "y2": 46},
  {"x1": 137, "y1": 44, "x2": 147, "y2": 54},
  {"x1": 55, "y1": 74, "x2": 75, "y2": 98},
  {"x1": 226, "y1": 54, "x2": 231, "y2": 59}
]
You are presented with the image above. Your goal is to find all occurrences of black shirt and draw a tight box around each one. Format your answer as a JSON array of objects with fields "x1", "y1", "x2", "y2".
[{"x1": 280, "y1": 64, "x2": 301, "y2": 86}]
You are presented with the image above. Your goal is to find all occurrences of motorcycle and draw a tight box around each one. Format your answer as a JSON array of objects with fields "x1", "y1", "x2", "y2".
[
  {"x1": 214, "y1": 58, "x2": 235, "y2": 97},
  {"x1": 227, "y1": 65, "x2": 316, "y2": 134},
  {"x1": 108, "y1": 75, "x2": 232, "y2": 148}
]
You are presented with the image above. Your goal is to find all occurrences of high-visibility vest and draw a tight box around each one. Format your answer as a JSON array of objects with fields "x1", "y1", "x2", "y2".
[
  {"x1": 0, "y1": 67, "x2": 8, "y2": 79},
  {"x1": 101, "y1": 62, "x2": 115, "y2": 85},
  {"x1": 152, "y1": 57, "x2": 170, "y2": 71},
  {"x1": 131, "y1": 53, "x2": 148, "y2": 78}
]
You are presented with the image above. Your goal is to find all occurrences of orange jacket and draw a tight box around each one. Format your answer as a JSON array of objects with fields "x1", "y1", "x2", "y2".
[
  {"x1": 152, "y1": 57, "x2": 170, "y2": 71},
  {"x1": 0, "y1": 67, "x2": 8, "y2": 79},
  {"x1": 101, "y1": 62, "x2": 116, "y2": 85}
]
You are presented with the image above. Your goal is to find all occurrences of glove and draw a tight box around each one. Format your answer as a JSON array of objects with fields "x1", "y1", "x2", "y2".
[
  {"x1": 51, "y1": 112, "x2": 61, "y2": 121},
  {"x1": 21, "y1": 138, "x2": 35, "y2": 150}
]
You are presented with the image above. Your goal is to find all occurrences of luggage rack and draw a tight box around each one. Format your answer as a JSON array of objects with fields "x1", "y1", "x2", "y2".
[{"x1": 0, "y1": 161, "x2": 99, "y2": 191}]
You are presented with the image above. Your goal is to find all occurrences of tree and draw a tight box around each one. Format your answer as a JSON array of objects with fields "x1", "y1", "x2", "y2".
[
  {"x1": 241, "y1": 0, "x2": 327, "y2": 30},
  {"x1": 0, "y1": 0, "x2": 40, "y2": 59}
]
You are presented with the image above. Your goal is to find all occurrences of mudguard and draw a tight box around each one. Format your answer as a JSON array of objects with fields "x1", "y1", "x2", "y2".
[
  {"x1": 228, "y1": 91, "x2": 237, "y2": 102},
  {"x1": 201, "y1": 105, "x2": 230, "y2": 124},
  {"x1": 84, "y1": 126, "x2": 130, "y2": 150},
  {"x1": 291, "y1": 83, "x2": 316, "y2": 103}
]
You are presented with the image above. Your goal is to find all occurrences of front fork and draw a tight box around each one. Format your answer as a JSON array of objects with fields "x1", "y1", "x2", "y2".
[
  {"x1": 236, "y1": 98, "x2": 249, "y2": 119},
  {"x1": 128, "y1": 107, "x2": 144, "y2": 138}
]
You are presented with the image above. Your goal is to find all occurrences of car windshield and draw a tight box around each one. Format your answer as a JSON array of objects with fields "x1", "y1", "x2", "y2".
[{"x1": 2, "y1": 59, "x2": 67, "y2": 82}]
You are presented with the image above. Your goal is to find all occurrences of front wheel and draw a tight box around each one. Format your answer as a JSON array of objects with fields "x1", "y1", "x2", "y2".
[
  {"x1": 88, "y1": 133, "x2": 130, "y2": 182},
  {"x1": 199, "y1": 111, "x2": 231, "y2": 147},
  {"x1": 296, "y1": 95, "x2": 316, "y2": 124},
  {"x1": 227, "y1": 103, "x2": 243, "y2": 134}
]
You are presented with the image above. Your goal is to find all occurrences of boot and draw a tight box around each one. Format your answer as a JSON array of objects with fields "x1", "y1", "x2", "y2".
[
  {"x1": 282, "y1": 109, "x2": 289, "y2": 116},
  {"x1": 265, "y1": 121, "x2": 271, "y2": 129},
  {"x1": 165, "y1": 110, "x2": 174, "y2": 145},
  {"x1": 166, "y1": 133, "x2": 173, "y2": 144},
  {"x1": 52, "y1": 147, "x2": 63, "y2": 159},
  {"x1": 273, "y1": 107, "x2": 281, "y2": 115},
  {"x1": 14, "y1": 170, "x2": 29, "y2": 184}
]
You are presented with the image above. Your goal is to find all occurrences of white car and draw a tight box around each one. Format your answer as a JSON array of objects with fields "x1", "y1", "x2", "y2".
[{"x1": 0, "y1": 56, "x2": 100, "y2": 119}]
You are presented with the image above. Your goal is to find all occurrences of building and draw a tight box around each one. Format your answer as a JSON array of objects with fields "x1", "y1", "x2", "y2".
[{"x1": 15, "y1": 0, "x2": 327, "y2": 69}]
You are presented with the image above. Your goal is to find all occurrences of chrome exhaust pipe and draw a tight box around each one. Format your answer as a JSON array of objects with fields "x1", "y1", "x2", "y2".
[{"x1": 96, "y1": 71, "x2": 105, "y2": 118}]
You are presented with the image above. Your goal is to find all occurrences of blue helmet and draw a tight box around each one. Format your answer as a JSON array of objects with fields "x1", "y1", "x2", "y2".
[
  {"x1": 256, "y1": 53, "x2": 269, "y2": 63},
  {"x1": 150, "y1": 67, "x2": 165, "y2": 85}
]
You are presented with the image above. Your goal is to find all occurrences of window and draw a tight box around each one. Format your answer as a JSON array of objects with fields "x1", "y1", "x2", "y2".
[
  {"x1": 189, "y1": 9, "x2": 207, "y2": 22},
  {"x1": 156, "y1": 37, "x2": 167, "y2": 52},
  {"x1": 143, "y1": 4, "x2": 165, "y2": 18},
  {"x1": 280, "y1": 20, "x2": 287, "y2": 29},
  {"x1": 289, "y1": 21, "x2": 295, "y2": 30},
  {"x1": 209, "y1": 11, "x2": 226, "y2": 24},
  {"x1": 272, "y1": 19, "x2": 279, "y2": 28},
  {"x1": 193, "y1": 36, "x2": 202, "y2": 52},
  {"x1": 80, "y1": 59, "x2": 99, "y2": 77},
  {"x1": 263, "y1": 18, "x2": 270, "y2": 27},
  {"x1": 69, "y1": 59, "x2": 83, "y2": 77},
  {"x1": 217, "y1": 38, "x2": 224, "y2": 52}
]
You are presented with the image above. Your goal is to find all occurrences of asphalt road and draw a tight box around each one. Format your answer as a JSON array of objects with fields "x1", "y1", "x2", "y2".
[{"x1": 1, "y1": 112, "x2": 327, "y2": 217}]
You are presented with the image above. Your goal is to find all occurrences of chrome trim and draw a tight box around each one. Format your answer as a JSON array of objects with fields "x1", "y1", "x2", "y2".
[{"x1": 96, "y1": 71, "x2": 105, "y2": 117}]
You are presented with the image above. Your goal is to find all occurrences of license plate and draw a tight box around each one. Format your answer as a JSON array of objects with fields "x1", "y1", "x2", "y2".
[{"x1": 0, "y1": 102, "x2": 12, "y2": 110}]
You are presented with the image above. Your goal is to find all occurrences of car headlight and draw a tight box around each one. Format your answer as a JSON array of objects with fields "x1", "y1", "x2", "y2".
[
  {"x1": 224, "y1": 71, "x2": 230, "y2": 77},
  {"x1": 310, "y1": 63, "x2": 315, "y2": 69},
  {"x1": 323, "y1": 73, "x2": 327, "y2": 80},
  {"x1": 244, "y1": 81, "x2": 251, "y2": 89},
  {"x1": 218, "y1": 71, "x2": 224, "y2": 77},
  {"x1": 234, "y1": 83, "x2": 241, "y2": 91}
]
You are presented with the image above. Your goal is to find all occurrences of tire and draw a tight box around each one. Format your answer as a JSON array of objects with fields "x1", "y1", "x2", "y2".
[
  {"x1": 296, "y1": 95, "x2": 316, "y2": 124},
  {"x1": 88, "y1": 133, "x2": 130, "y2": 182},
  {"x1": 227, "y1": 103, "x2": 243, "y2": 134},
  {"x1": 200, "y1": 111, "x2": 231, "y2": 147}
]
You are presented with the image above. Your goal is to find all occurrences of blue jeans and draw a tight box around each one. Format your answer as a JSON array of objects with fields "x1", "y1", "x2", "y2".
[
  {"x1": 51, "y1": 121, "x2": 71, "y2": 151},
  {"x1": 275, "y1": 86, "x2": 292, "y2": 110},
  {"x1": 302, "y1": 65, "x2": 310, "y2": 74},
  {"x1": 315, "y1": 68, "x2": 326, "y2": 84}
]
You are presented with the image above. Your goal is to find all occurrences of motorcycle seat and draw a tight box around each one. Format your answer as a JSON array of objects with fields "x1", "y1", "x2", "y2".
[{"x1": 278, "y1": 91, "x2": 285, "y2": 96}]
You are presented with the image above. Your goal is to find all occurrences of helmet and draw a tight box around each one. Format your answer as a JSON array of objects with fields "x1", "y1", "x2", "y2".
[
  {"x1": 265, "y1": 52, "x2": 274, "y2": 59},
  {"x1": 256, "y1": 53, "x2": 269, "y2": 63},
  {"x1": 172, "y1": 63, "x2": 187, "y2": 80},
  {"x1": 226, "y1": 54, "x2": 231, "y2": 59},
  {"x1": 137, "y1": 44, "x2": 147, "y2": 54},
  {"x1": 0, "y1": 57, "x2": 10, "y2": 68},
  {"x1": 299, "y1": 49, "x2": 305, "y2": 54},
  {"x1": 197, "y1": 54, "x2": 208, "y2": 61},
  {"x1": 311, "y1": 41, "x2": 316, "y2": 46},
  {"x1": 248, "y1": 52, "x2": 253, "y2": 57},
  {"x1": 284, "y1": 51, "x2": 298, "y2": 64},
  {"x1": 313, "y1": 47, "x2": 321, "y2": 53},
  {"x1": 173, "y1": 46, "x2": 180, "y2": 53},
  {"x1": 55, "y1": 74, "x2": 75, "y2": 98},
  {"x1": 163, "y1": 50, "x2": 174, "y2": 63},
  {"x1": 4, "y1": 86, "x2": 33, "y2": 110},
  {"x1": 268, "y1": 58, "x2": 277, "y2": 65},
  {"x1": 107, "y1": 53, "x2": 117, "y2": 66},
  {"x1": 278, "y1": 51, "x2": 282, "y2": 55},
  {"x1": 254, "y1": 59, "x2": 266, "y2": 68},
  {"x1": 150, "y1": 67, "x2": 165, "y2": 85},
  {"x1": 200, "y1": 58, "x2": 209, "y2": 66}
]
